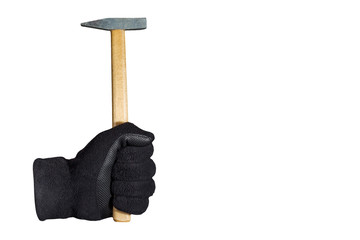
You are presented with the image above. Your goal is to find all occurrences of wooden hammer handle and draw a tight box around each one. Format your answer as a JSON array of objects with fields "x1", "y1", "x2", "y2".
[{"x1": 111, "y1": 29, "x2": 131, "y2": 222}]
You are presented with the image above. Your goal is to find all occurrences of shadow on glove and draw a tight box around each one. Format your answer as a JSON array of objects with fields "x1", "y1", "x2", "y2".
[{"x1": 33, "y1": 122, "x2": 156, "y2": 221}]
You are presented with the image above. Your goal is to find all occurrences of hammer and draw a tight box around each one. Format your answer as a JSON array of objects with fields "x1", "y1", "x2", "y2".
[{"x1": 81, "y1": 18, "x2": 147, "y2": 222}]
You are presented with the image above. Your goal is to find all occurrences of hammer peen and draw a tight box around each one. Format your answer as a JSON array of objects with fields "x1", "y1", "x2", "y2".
[{"x1": 81, "y1": 18, "x2": 147, "y2": 222}]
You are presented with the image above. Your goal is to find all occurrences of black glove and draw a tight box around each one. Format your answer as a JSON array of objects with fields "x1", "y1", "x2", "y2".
[{"x1": 33, "y1": 122, "x2": 156, "y2": 221}]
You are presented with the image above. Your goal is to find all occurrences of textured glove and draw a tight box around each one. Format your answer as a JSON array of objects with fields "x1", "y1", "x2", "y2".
[{"x1": 33, "y1": 122, "x2": 156, "y2": 221}]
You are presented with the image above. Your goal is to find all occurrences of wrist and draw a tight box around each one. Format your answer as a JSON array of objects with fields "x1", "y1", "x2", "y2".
[{"x1": 33, "y1": 157, "x2": 74, "y2": 220}]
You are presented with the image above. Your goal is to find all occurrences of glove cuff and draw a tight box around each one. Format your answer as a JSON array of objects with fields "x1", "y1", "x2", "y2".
[{"x1": 33, "y1": 157, "x2": 74, "y2": 220}]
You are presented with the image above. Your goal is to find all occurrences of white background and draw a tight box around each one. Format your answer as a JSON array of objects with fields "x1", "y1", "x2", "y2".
[{"x1": 0, "y1": 0, "x2": 359, "y2": 239}]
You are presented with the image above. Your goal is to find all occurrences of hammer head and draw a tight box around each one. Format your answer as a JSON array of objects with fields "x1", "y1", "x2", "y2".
[{"x1": 81, "y1": 18, "x2": 146, "y2": 31}]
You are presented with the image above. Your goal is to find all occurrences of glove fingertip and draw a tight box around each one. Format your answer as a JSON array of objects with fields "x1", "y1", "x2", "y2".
[
  {"x1": 125, "y1": 134, "x2": 153, "y2": 147},
  {"x1": 125, "y1": 122, "x2": 155, "y2": 142}
]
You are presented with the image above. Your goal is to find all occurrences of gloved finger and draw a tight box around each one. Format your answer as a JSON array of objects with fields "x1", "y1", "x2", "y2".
[
  {"x1": 120, "y1": 132, "x2": 154, "y2": 148},
  {"x1": 112, "y1": 179, "x2": 155, "y2": 198},
  {"x1": 112, "y1": 159, "x2": 156, "y2": 181},
  {"x1": 111, "y1": 123, "x2": 154, "y2": 146},
  {"x1": 113, "y1": 196, "x2": 149, "y2": 215},
  {"x1": 117, "y1": 144, "x2": 154, "y2": 163}
]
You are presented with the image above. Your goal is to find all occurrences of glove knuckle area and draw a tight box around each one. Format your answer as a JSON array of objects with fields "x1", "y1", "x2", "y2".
[
  {"x1": 113, "y1": 196, "x2": 149, "y2": 215},
  {"x1": 117, "y1": 144, "x2": 154, "y2": 163},
  {"x1": 112, "y1": 159, "x2": 156, "y2": 181},
  {"x1": 112, "y1": 179, "x2": 155, "y2": 197}
]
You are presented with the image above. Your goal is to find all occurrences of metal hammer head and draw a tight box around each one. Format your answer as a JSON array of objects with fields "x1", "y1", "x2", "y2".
[{"x1": 81, "y1": 18, "x2": 146, "y2": 31}]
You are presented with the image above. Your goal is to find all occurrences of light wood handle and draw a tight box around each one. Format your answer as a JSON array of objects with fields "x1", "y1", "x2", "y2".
[{"x1": 111, "y1": 29, "x2": 131, "y2": 222}]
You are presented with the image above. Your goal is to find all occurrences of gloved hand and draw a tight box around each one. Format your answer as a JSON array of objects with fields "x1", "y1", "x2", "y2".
[{"x1": 33, "y1": 122, "x2": 156, "y2": 221}]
